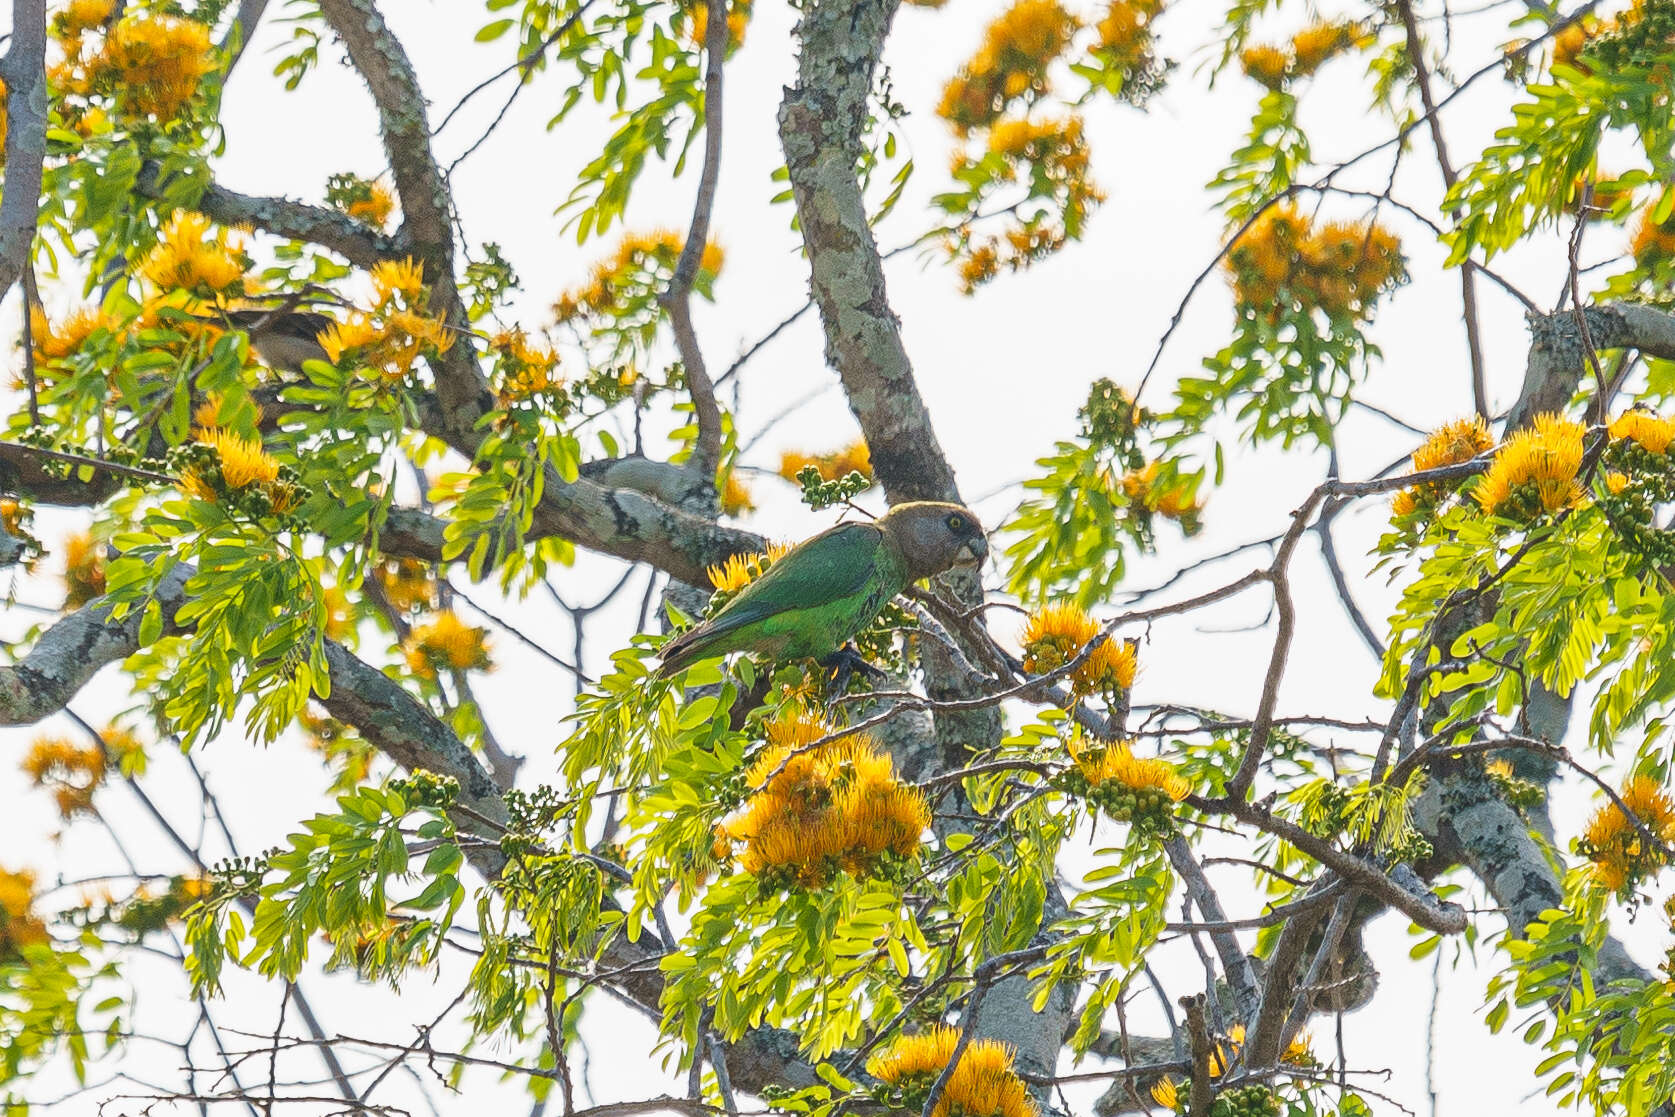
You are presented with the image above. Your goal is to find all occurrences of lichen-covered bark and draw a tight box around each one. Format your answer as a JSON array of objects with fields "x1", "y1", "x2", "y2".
[
  {"x1": 776, "y1": 0, "x2": 961, "y2": 506},
  {"x1": 0, "y1": 0, "x2": 48, "y2": 299},
  {"x1": 1507, "y1": 304, "x2": 1675, "y2": 429},
  {"x1": 196, "y1": 181, "x2": 408, "y2": 269}
]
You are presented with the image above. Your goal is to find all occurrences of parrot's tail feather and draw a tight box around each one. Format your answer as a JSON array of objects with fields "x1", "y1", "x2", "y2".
[{"x1": 654, "y1": 625, "x2": 709, "y2": 678}]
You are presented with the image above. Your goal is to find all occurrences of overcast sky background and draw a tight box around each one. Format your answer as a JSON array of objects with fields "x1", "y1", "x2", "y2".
[{"x1": 0, "y1": 0, "x2": 1663, "y2": 1112}]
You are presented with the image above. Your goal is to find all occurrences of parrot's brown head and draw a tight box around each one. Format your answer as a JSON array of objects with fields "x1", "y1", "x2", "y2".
[{"x1": 879, "y1": 501, "x2": 988, "y2": 581}]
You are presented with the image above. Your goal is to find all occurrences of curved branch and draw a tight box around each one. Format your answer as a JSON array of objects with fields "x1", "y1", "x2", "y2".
[
  {"x1": 0, "y1": 0, "x2": 48, "y2": 297},
  {"x1": 196, "y1": 181, "x2": 408, "y2": 269},
  {"x1": 660, "y1": 0, "x2": 727, "y2": 487}
]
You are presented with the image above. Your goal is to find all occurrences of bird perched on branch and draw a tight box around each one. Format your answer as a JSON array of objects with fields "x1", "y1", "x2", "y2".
[
  {"x1": 656, "y1": 501, "x2": 987, "y2": 681},
  {"x1": 216, "y1": 308, "x2": 336, "y2": 374}
]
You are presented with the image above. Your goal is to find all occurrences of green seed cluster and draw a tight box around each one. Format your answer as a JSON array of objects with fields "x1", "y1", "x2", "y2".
[
  {"x1": 1487, "y1": 766, "x2": 1545, "y2": 813},
  {"x1": 1210, "y1": 1085, "x2": 1281, "y2": 1117},
  {"x1": 1080, "y1": 377, "x2": 1148, "y2": 464},
  {"x1": 1591, "y1": 0, "x2": 1675, "y2": 69},
  {"x1": 391, "y1": 770, "x2": 460, "y2": 810},
  {"x1": 1056, "y1": 767, "x2": 1178, "y2": 836},
  {"x1": 166, "y1": 441, "x2": 312, "y2": 528},
  {"x1": 1599, "y1": 440, "x2": 1675, "y2": 569},
  {"x1": 797, "y1": 465, "x2": 873, "y2": 511}
]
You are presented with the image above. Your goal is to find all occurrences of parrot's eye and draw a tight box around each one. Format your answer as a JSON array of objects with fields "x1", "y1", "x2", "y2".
[{"x1": 946, "y1": 514, "x2": 965, "y2": 531}]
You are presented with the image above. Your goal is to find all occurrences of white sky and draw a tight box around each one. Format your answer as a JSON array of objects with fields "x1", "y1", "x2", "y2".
[{"x1": 1, "y1": 0, "x2": 1664, "y2": 1112}]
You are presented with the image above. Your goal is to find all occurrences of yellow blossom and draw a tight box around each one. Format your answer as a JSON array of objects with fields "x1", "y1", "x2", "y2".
[
  {"x1": 92, "y1": 12, "x2": 215, "y2": 120},
  {"x1": 30, "y1": 304, "x2": 114, "y2": 363},
  {"x1": 370, "y1": 258, "x2": 427, "y2": 301},
  {"x1": 1226, "y1": 205, "x2": 1404, "y2": 321},
  {"x1": 717, "y1": 715, "x2": 931, "y2": 889},
  {"x1": 140, "y1": 210, "x2": 250, "y2": 296},
  {"x1": 721, "y1": 472, "x2": 754, "y2": 517},
  {"x1": 1631, "y1": 204, "x2": 1675, "y2": 268},
  {"x1": 681, "y1": 0, "x2": 752, "y2": 51},
  {"x1": 706, "y1": 541, "x2": 793, "y2": 594},
  {"x1": 1150, "y1": 1078, "x2": 1179, "y2": 1109},
  {"x1": 376, "y1": 558, "x2": 438, "y2": 613},
  {"x1": 936, "y1": 0, "x2": 1081, "y2": 133},
  {"x1": 344, "y1": 180, "x2": 395, "y2": 228},
  {"x1": 63, "y1": 531, "x2": 105, "y2": 607},
  {"x1": 1095, "y1": 0, "x2": 1163, "y2": 69},
  {"x1": 53, "y1": 0, "x2": 114, "y2": 41},
  {"x1": 552, "y1": 230, "x2": 725, "y2": 325},
  {"x1": 1069, "y1": 736, "x2": 1189, "y2": 801},
  {"x1": 1239, "y1": 43, "x2": 1291, "y2": 88},
  {"x1": 0, "y1": 866, "x2": 48, "y2": 959},
  {"x1": 1610, "y1": 410, "x2": 1675, "y2": 455},
  {"x1": 1607, "y1": 470, "x2": 1631, "y2": 494},
  {"x1": 1581, "y1": 775, "x2": 1675, "y2": 894},
  {"x1": 866, "y1": 1026, "x2": 1036, "y2": 1117},
  {"x1": 0, "y1": 499, "x2": 24, "y2": 537},
  {"x1": 22, "y1": 734, "x2": 107, "y2": 818},
  {"x1": 1474, "y1": 413, "x2": 1586, "y2": 519},
  {"x1": 404, "y1": 611, "x2": 492, "y2": 678},
  {"x1": 1290, "y1": 20, "x2": 1362, "y2": 74},
  {"x1": 1412, "y1": 416, "x2": 1495, "y2": 473},
  {"x1": 204, "y1": 428, "x2": 279, "y2": 489},
  {"x1": 1020, "y1": 601, "x2": 1136, "y2": 696},
  {"x1": 776, "y1": 440, "x2": 874, "y2": 485}
]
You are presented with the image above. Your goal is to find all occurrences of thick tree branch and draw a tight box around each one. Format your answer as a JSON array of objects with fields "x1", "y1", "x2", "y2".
[
  {"x1": 776, "y1": 0, "x2": 961, "y2": 505},
  {"x1": 196, "y1": 180, "x2": 408, "y2": 268},
  {"x1": 0, "y1": 0, "x2": 48, "y2": 298},
  {"x1": 1507, "y1": 303, "x2": 1675, "y2": 430}
]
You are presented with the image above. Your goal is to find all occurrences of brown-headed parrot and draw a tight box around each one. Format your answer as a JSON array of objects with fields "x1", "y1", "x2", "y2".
[{"x1": 656, "y1": 501, "x2": 987, "y2": 677}]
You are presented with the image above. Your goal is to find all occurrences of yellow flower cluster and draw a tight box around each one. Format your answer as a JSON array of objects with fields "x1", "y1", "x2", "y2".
[
  {"x1": 777, "y1": 440, "x2": 873, "y2": 485},
  {"x1": 706, "y1": 541, "x2": 793, "y2": 594},
  {"x1": 1631, "y1": 207, "x2": 1675, "y2": 269},
  {"x1": 1474, "y1": 413, "x2": 1586, "y2": 519},
  {"x1": 178, "y1": 427, "x2": 301, "y2": 514},
  {"x1": 1069, "y1": 735, "x2": 1189, "y2": 802},
  {"x1": 1119, "y1": 461, "x2": 1199, "y2": 521},
  {"x1": 679, "y1": 0, "x2": 752, "y2": 51},
  {"x1": 937, "y1": 0, "x2": 1081, "y2": 133},
  {"x1": 318, "y1": 259, "x2": 454, "y2": 382},
  {"x1": 1239, "y1": 20, "x2": 1365, "y2": 89},
  {"x1": 717, "y1": 715, "x2": 931, "y2": 889},
  {"x1": 140, "y1": 210, "x2": 252, "y2": 300},
  {"x1": 1610, "y1": 410, "x2": 1675, "y2": 454},
  {"x1": 377, "y1": 558, "x2": 439, "y2": 614},
  {"x1": 0, "y1": 866, "x2": 48, "y2": 960},
  {"x1": 329, "y1": 177, "x2": 395, "y2": 230},
  {"x1": 1581, "y1": 775, "x2": 1675, "y2": 894},
  {"x1": 22, "y1": 734, "x2": 107, "y2": 818},
  {"x1": 1094, "y1": 0, "x2": 1163, "y2": 72},
  {"x1": 1226, "y1": 204, "x2": 1405, "y2": 320},
  {"x1": 1390, "y1": 416, "x2": 1495, "y2": 518},
  {"x1": 29, "y1": 304, "x2": 116, "y2": 364},
  {"x1": 949, "y1": 114, "x2": 1104, "y2": 292},
  {"x1": 552, "y1": 230, "x2": 724, "y2": 325},
  {"x1": 866, "y1": 1027, "x2": 1036, "y2": 1117},
  {"x1": 54, "y1": 8, "x2": 215, "y2": 123},
  {"x1": 490, "y1": 328, "x2": 564, "y2": 405},
  {"x1": 721, "y1": 472, "x2": 754, "y2": 517},
  {"x1": 62, "y1": 531, "x2": 106, "y2": 607},
  {"x1": 403, "y1": 611, "x2": 492, "y2": 678},
  {"x1": 1020, "y1": 601, "x2": 1137, "y2": 699},
  {"x1": 0, "y1": 499, "x2": 25, "y2": 538}
]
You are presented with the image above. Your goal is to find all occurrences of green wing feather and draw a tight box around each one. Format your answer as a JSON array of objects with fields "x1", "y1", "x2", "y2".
[{"x1": 658, "y1": 522, "x2": 899, "y2": 674}]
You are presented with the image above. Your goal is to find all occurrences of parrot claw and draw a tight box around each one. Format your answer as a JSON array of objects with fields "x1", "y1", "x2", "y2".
[{"x1": 819, "y1": 645, "x2": 886, "y2": 697}]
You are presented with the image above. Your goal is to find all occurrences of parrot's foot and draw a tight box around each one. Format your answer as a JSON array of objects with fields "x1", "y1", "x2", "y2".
[{"x1": 818, "y1": 645, "x2": 886, "y2": 697}]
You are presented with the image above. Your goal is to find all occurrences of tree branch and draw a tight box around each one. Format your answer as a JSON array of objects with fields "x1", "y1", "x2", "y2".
[
  {"x1": 776, "y1": 0, "x2": 962, "y2": 505},
  {"x1": 0, "y1": 0, "x2": 48, "y2": 298},
  {"x1": 660, "y1": 0, "x2": 727, "y2": 488}
]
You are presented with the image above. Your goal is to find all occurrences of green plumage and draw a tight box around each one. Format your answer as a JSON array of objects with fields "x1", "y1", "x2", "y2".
[{"x1": 656, "y1": 502, "x2": 987, "y2": 676}]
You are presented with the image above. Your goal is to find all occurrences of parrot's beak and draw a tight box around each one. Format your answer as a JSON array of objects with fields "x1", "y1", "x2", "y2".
[{"x1": 956, "y1": 535, "x2": 988, "y2": 566}]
